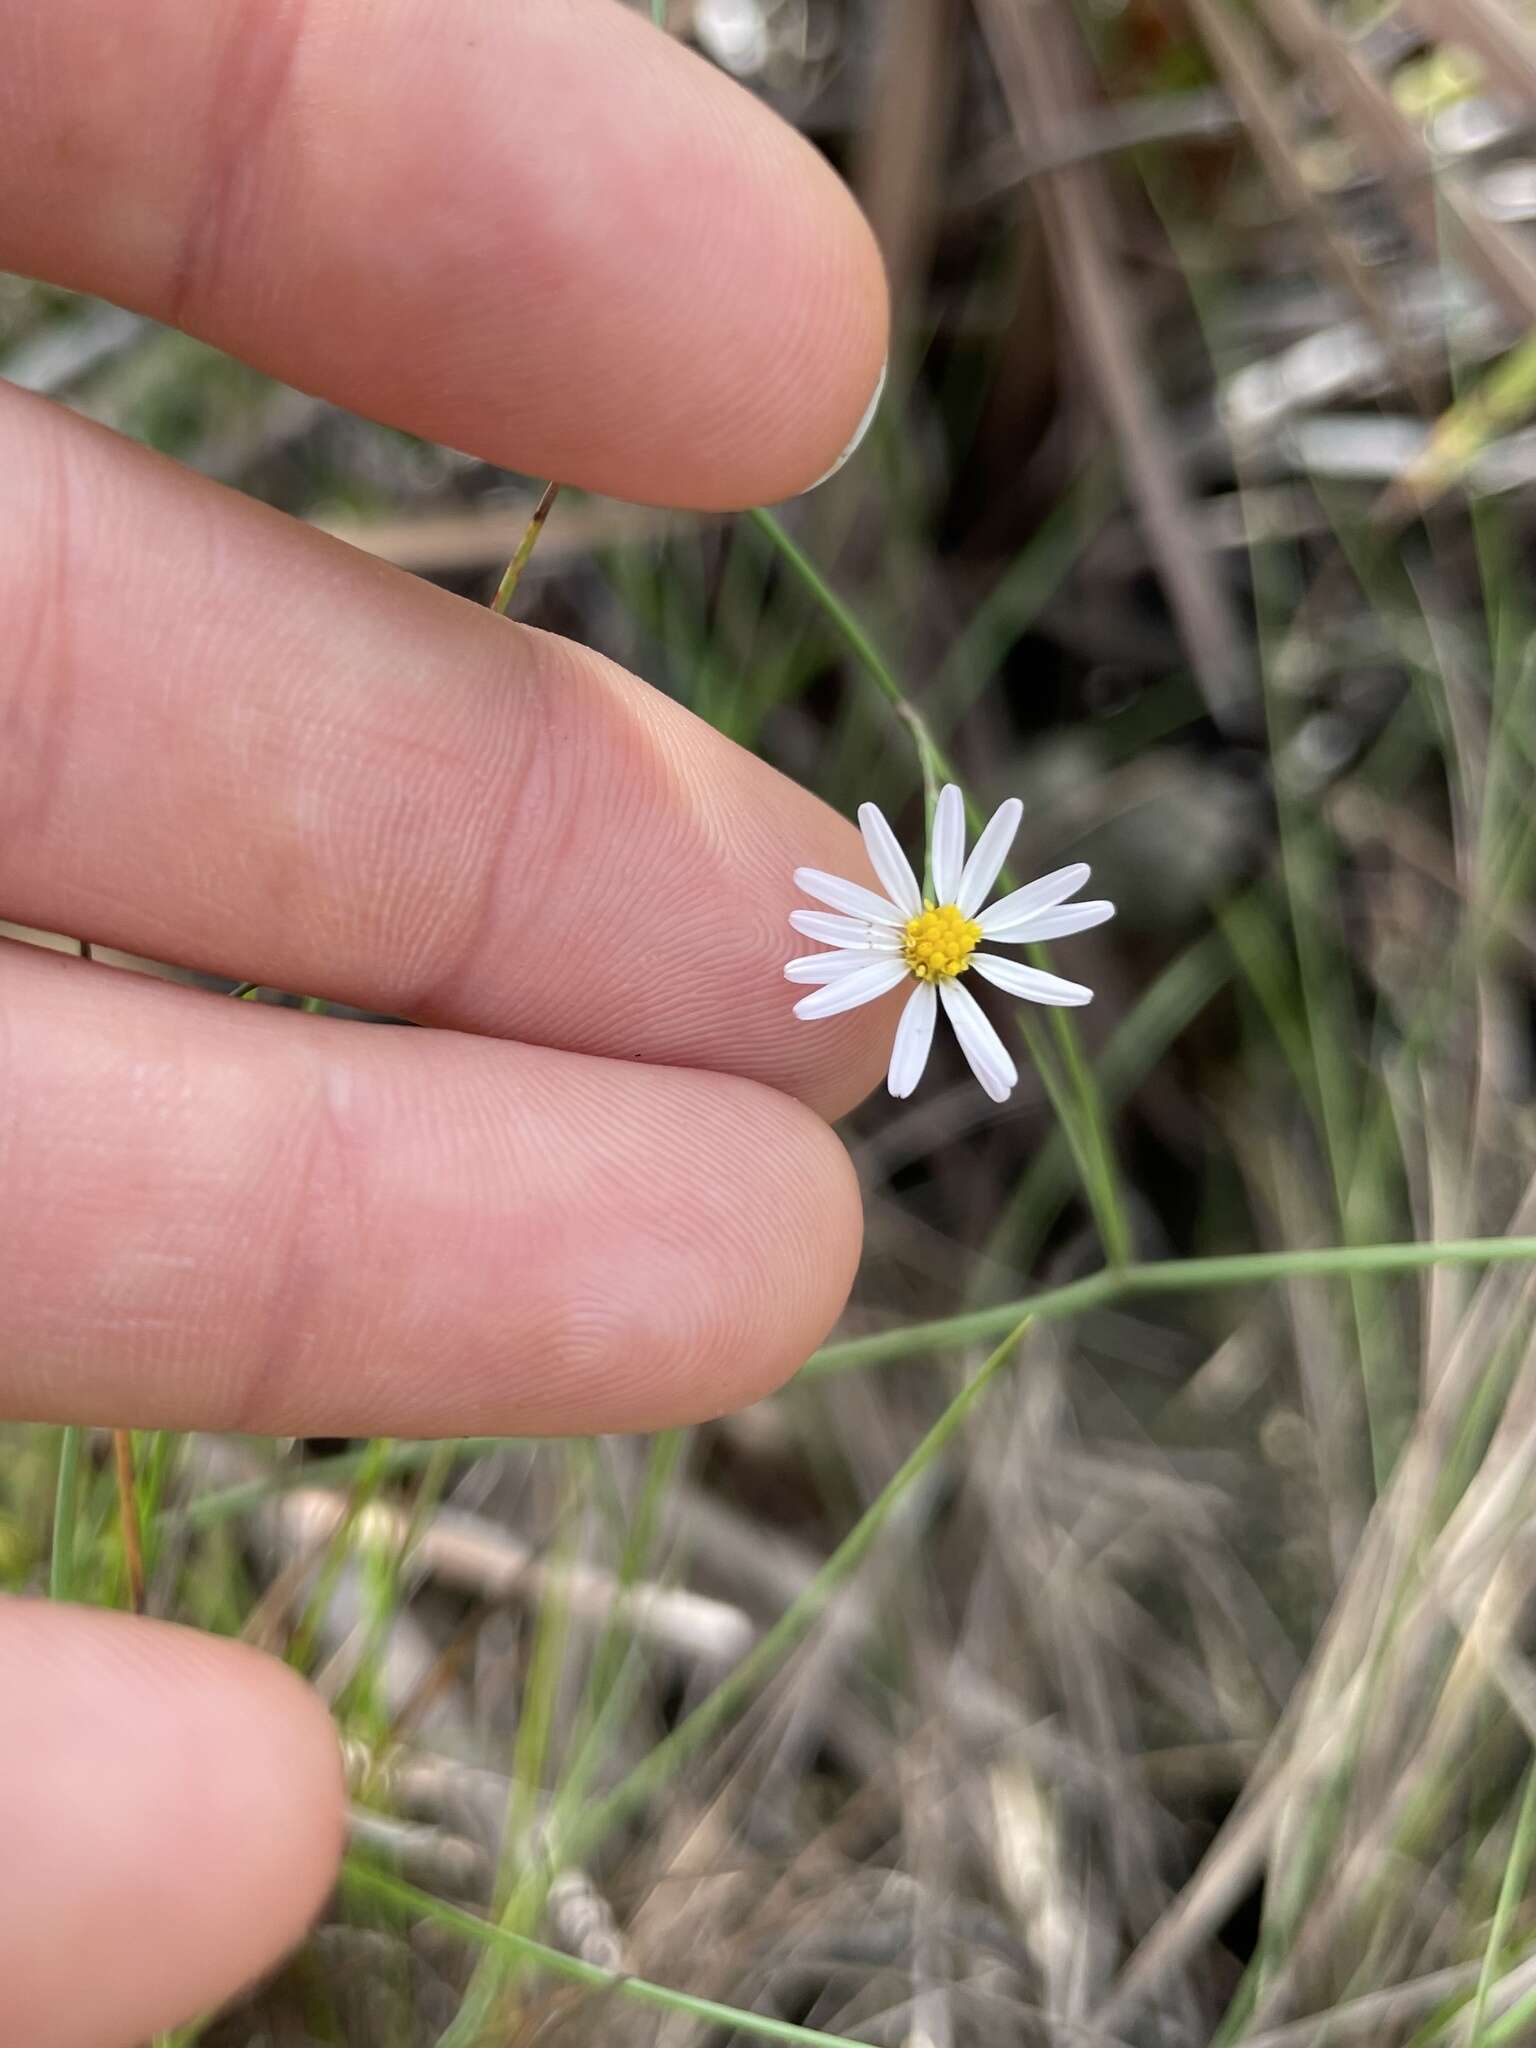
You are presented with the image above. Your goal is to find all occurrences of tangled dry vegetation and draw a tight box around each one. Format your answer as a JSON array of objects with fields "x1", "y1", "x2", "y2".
[{"x1": 9, "y1": 0, "x2": 1536, "y2": 2042}]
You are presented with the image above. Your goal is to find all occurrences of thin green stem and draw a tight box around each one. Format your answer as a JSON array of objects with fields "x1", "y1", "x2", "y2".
[
  {"x1": 112, "y1": 1428, "x2": 145, "y2": 1612},
  {"x1": 746, "y1": 506, "x2": 947, "y2": 782},
  {"x1": 173, "y1": 1234, "x2": 1536, "y2": 1534},
  {"x1": 972, "y1": 926, "x2": 1230, "y2": 1291},
  {"x1": 806, "y1": 1236, "x2": 1536, "y2": 1376},
  {"x1": 350, "y1": 1861, "x2": 886, "y2": 2048},
  {"x1": 550, "y1": 1430, "x2": 686, "y2": 1829},
  {"x1": 440, "y1": 1436, "x2": 692, "y2": 2048},
  {"x1": 288, "y1": 1436, "x2": 394, "y2": 1674},
  {"x1": 1480, "y1": 1981, "x2": 1536, "y2": 2048},
  {"x1": 1468, "y1": 1760, "x2": 1536, "y2": 2048},
  {"x1": 557, "y1": 1312, "x2": 1031, "y2": 1871},
  {"x1": 1041, "y1": 993, "x2": 1132, "y2": 1266},
  {"x1": 504, "y1": 1467, "x2": 578, "y2": 1865},
  {"x1": 341, "y1": 1440, "x2": 457, "y2": 1738},
  {"x1": 926, "y1": 463, "x2": 1112, "y2": 731},
  {"x1": 748, "y1": 504, "x2": 1132, "y2": 1261},
  {"x1": 490, "y1": 483, "x2": 560, "y2": 617},
  {"x1": 173, "y1": 1438, "x2": 521, "y2": 1529},
  {"x1": 50, "y1": 1426, "x2": 84, "y2": 1601},
  {"x1": 434, "y1": 1467, "x2": 585, "y2": 2048}
]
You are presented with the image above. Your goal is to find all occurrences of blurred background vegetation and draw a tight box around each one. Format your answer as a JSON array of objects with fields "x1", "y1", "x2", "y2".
[{"x1": 9, "y1": 0, "x2": 1536, "y2": 2041}]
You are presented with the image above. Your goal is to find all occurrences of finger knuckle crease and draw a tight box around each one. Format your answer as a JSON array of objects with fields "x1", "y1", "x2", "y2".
[{"x1": 167, "y1": 0, "x2": 311, "y2": 331}]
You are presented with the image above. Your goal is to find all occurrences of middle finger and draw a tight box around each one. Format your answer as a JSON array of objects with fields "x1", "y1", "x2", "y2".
[{"x1": 0, "y1": 389, "x2": 891, "y2": 1118}]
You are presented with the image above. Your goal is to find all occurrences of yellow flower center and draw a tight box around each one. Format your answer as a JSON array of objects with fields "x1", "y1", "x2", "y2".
[{"x1": 902, "y1": 903, "x2": 983, "y2": 981}]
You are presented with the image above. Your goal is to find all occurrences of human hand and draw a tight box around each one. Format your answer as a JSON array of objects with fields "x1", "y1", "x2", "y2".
[{"x1": 0, "y1": 2, "x2": 888, "y2": 2038}]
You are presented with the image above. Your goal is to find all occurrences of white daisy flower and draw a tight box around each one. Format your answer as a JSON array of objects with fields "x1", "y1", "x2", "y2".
[{"x1": 785, "y1": 784, "x2": 1113, "y2": 1104}]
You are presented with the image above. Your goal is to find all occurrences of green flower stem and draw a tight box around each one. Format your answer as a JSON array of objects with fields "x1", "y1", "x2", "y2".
[
  {"x1": 746, "y1": 507, "x2": 948, "y2": 785},
  {"x1": 747, "y1": 505, "x2": 1132, "y2": 1264}
]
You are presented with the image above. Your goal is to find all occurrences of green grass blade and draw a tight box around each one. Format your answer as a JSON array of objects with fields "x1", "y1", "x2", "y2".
[
  {"x1": 556, "y1": 1313, "x2": 1032, "y2": 1871},
  {"x1": 350, "y1": 1860, "x2": 872, "y2": 2048},
  {"x1": 1468, "y1": 1759, "x2": 1536, "y2": 2048},
  {"x1": 50, "y1": 1426, "x2": 84, "y2": 1602},
  {"x1": 806, "y1": 1237, "x2": 1536, "y2": 1375}
]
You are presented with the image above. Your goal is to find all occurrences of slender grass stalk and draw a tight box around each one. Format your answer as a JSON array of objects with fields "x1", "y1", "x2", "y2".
[
  {"x1": 153, "y1": 2023, "x2": 210, "y2": 2048},
  {"x1": 973, "y1": 925, "x2": 1230, "y2": 1288},
  {"x1": 349, "y1": 1860, "x2": 886, "y2": 2048},
  {"x1": 1124, "y1": 149, "x2": 1421, "y2": 1526},
  {"x1": 926, "y1": 462, "x2": 1112, "y2": 730},
  {"x1": 173, "y1": 1438, "x2": 523, "y2": 1529},
  {"x1": 556, "y1": 1311, "x2": 1031, "y2": 1871},
  {"x1": 490, "y1": 482, "x2": 560, "y2": 617},
  {"x1": 1485, "y1": 1985, "x2": 1536, "y2": 2048},
  {"x1": 1468, "y1": 1759, "x2": 1536, "y2": 2048},
  {"x1": 502, "y1": 1468, "x2": 580, "y2": 1875},
  {"x1": 287, "y1": 1436, "x2": 394, "y2": 1674},
  {"x1": 439, "y1": 1436, "x2": 691, "y2": 2048},
  {"x1": 548, "y1": 1430, "x2": 686, "y2": 1829},
  {"x1": 171, "y1": 1233, "x2": 1536, "y2": 1535},
  {"x1": 431, "y1": 1478, "x2": 582, "y2": 2048},
  {"x1": 746, "y1": 507, "x2": 948, "y2": 782},
  {"x1": 50, "y1": 1426, "x2": 84, "y2": 1602},
  {"x1": 111, "y1": 1428, "x2": 145, "y2": 1614},
  {"x1": 806, "y1": 1236, "x2": 1536, "y2": 1375},
  {"x1": 344, "y1": 1440, "x2": 457, "y2": 1739},
  {"x1": 1040, "y1": 993, "x2": 1131, "y2": 1266},
  {"x1": 135, "y1": 1429, "x2": 182, "y2": 1589}
]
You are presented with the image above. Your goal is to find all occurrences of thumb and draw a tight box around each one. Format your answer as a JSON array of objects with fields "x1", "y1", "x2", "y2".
[{"x1": 0, "y1": 1599, "x2": 344, "y2": 2048}]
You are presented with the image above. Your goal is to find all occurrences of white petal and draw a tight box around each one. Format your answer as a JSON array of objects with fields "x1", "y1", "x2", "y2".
[
  {"x1": 794, "y1": 867, "x2": 905, "y2": 927},
  {"x1": 793, "y1": 958, "x2": 911, "y2": 1020},
  {"x1": 978, "y1": 863, "x2": 1091, "y2": 938},
  {"x1": 939, "y1": 977, "x2": 1018, "y2": 1102},
  {"x1": 858, "y1": 802, "x2": 922, "y2": 918},
  {"x1": 998, "y1": 900, "x2": 1115, "y2": 944},
  {"x1": 957, "y1": 797, "x2": 1023, "y2": 915},
  {"x1": 886, "y1": 981, "x2": 937, "y2": 1099},
  {"x1": 970, "y1": 953, "x2": 1092, "y2": 1006},
  {"x1": 930, "y1": 784, "x2": 966, "y2": 906},
  {"x1": 784, "y1": 951, "x2": 886, "y2": 984},
  {"x1": 789, "y1": 910, "x2": 901, "y2": 951}
]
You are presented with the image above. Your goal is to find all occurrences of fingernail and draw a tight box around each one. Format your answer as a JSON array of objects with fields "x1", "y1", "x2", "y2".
[{"x1": 803, "y1": 357, "x2": 887, "y2": 492}]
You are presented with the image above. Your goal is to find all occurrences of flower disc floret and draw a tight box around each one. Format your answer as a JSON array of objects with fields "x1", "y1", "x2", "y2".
[{"x1": 902, "y1": 903, "x2": 982, "y2": 981}]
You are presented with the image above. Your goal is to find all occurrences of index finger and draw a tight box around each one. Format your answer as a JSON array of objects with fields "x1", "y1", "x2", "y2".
[{"x1": 0, "y1": 0, "x2": 888, "y2": 508}]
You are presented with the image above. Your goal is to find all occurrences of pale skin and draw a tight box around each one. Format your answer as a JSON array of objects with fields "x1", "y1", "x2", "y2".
[{"x1": 0, "y1": 2, "x2": 892, "y2": 2040}]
